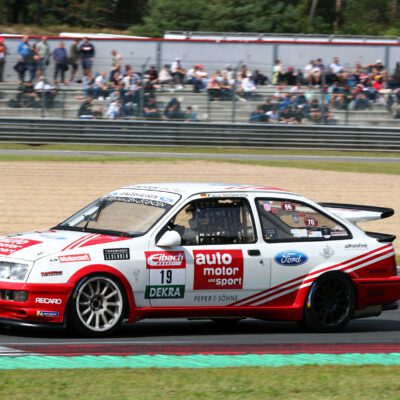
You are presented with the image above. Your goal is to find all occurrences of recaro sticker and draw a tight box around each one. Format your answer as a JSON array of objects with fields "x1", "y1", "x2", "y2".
[
  {"x1": 145, "y1": 251, "x2": 186, "y2": 299},
  {"x1": 0, "y1": 238, "x2": 42, "y2": 256},
  {"x1": 274, "y1": 251, "x2": 309, "y2": 266},
  {"x1": 193, "y1": 250, "x2": 243, "y2": 290}
]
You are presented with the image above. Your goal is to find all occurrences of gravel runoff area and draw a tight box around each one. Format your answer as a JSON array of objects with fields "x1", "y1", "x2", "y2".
[{"x1": 0, "y1": 161, "x2": 398, "y2": 242}]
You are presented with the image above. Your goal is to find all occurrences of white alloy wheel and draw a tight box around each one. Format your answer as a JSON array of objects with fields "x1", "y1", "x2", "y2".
[{"x1": 74, "y1": 276, "x2": 124, "y2": 335}]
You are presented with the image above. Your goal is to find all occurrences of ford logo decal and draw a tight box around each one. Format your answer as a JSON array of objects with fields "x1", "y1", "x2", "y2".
[{"x1": 274, "y1": 251, "x2": 308, "y2": 266}]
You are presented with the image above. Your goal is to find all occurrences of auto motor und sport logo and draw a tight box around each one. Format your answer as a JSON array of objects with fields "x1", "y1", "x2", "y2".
[
  {"x1": 193, "y1": 250, "x2": 243, "y2": 290},
  {"x1": 274, "y1": 251, "x2": 309, "y2": 266},
  {"x1": 0, "y1": 238, "x2": 42, "y2": 255},
  {"x1": 58, "y1": 254, "x2": 91, "y2": 263}
]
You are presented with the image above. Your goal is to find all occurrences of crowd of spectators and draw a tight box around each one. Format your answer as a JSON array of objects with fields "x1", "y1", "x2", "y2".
[
  {"x1": 250, "y1": 56, "x2": 400, "y2": 124},
  {"x1": 3, "y1": 35, "x2": 400, "y2": 122}
]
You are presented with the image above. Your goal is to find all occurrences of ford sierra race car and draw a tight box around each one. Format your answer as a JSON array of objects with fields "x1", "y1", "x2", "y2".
[{"x1": 0, "y1": 183, "x2": 399, "y2": 337}]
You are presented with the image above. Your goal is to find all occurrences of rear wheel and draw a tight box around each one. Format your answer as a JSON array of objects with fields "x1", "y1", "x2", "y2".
[
  {"x1": 69, "y1": 275, "x2": 125, "y2": 337},
  {"x1": 301, "y1": 273, "x2": 355, "y2": 333}
]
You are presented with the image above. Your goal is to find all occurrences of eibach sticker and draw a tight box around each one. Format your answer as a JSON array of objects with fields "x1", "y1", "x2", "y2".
[
  {"x1": 193, "y1": 250, "x2": 243, "y2": 290},
  {"x1": 281, "y1": 201, "x2": 296, "y2": 212},
  {"x1": 0, "y1": 238, "x2": 42, "y2": 255},
  {"x1": 145, "y1": 251, "x2": 186, "y2": 299}
]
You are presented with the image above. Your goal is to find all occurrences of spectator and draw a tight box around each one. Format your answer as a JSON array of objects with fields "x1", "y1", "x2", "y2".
[
  {"x1": 15, "y1": 35, "x2": 30, "y2": 81},
  {"x1": 285, "y1": 67, "x2": 298, "y2": 86},
  {"x1": 8, "y1": 81, "x2": 38, "y2": 108},
  {"x1": 207, "y1": 73, "x2": 222, "y2": 101},
  {"x1": 309, "y1": 98, "x2": 322, "y2": 122},
  {"x1": 390, "y1": 62, "x2": 400, "y2": 89},
  {"x1": 121, "y1": 68, "x2": 141, "y2": 89},
  {"x1": 171, "y1": 58, "x2": 186, "y2": 89},
  {"x1": 53, "y1": 41, "x2": 68, "y2": 84},
  {"x1": 78, "y1": 37, "x2": 95, "y2": 78},
  {"x1": 122, "y1": 87, "x2": 139, "y2": 116},
  {"x1": 260, "y1": 98, "x2": 273, "y2": 113},
  {"x1": 222, "y1": 64, "x2": 235, "y2": 85},
  {"x1": 272, "y1": 59, "x2": 283, "y2": 85},
  {"x1": 238, "y1": 72, "x2": 256, "y2": 100},
  {"x1": 145, "y1": 65, "x2": 158, "y2": 85},
  {"x1": 93, "y1": 71, "x2": 109, "y2": 100},
  {"x1": 111, "y1": 49, "x2": 122, "y2": 69},
  {"x1": 143, "y1": 97, "x2": 161, "y2": 119},
  {"x1": 330, "y1": 56, "x2": 343, "y2": 76},
  {"x1": 164, "y1": 97, "x2": 185, "y2": 120},
  {"x1": 26, "y1": 43, "x2": 39, "y2": 82},
  {"x1": 158, "y1": 65, "x2": 173, "y2": 89},
  {"x1": 109, "y1": 68, "x2": 123, "y2": 86},
  {"x1": 185, "y1": 106, "x2": 198, "y2": 121},
  {"x1": 249, "y1": 105, "x2": 269, "y2": 123},
  {"x1": 253, "y1": 69, "x2": 268, "y2": 85},
  {"x1": 0, "y1": 38, "x2": 7, "y2": 82},
  {"x1": 192, "y1": 64, "x2": 208, "y2": 93},
  {"x1": 107, "y1": 98, "x2": 124, "y2": 119},
  {"x1": 34, "y1": 76, "x2": 57, "y2": 108},
  {"x1": 69, "y1": 38, "x2": 80, "y2": 82},
  {"x1": 78, "y1": 96, "x2": 102, "y2": 119},
  {"x1": 36, "y1": 36, "x2": 50, "y2": 79}
]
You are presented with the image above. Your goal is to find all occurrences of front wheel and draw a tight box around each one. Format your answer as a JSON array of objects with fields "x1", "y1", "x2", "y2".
[
  {"x1": 301, "y1": 273, "x2": 355, "y2": 333},
  {"x1": 69, "y1": 275, "x2": 126, "y2": 337}
]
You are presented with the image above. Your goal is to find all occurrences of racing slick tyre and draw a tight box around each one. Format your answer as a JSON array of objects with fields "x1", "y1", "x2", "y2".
[
  {"x1": 68, "y1": 275, "x2": 126, "y2": 337},
  {"x1": 301, "y1": 273, "x2": 355, "y2": 333}
]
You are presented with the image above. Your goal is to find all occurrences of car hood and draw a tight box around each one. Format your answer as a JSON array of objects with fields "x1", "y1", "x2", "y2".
[{"x1": 0, "y1": 230, "x2": 131, "y2": 262}]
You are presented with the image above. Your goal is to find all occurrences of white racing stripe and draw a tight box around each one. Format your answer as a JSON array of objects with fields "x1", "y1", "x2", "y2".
[{"x1": 0, "y1": 345, "x2": 40, "y2": 356}]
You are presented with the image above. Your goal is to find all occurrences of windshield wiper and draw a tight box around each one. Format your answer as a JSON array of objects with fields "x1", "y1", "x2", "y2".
[{"x1": 82, "y1": 199, "x2": 107, "y2": 232}]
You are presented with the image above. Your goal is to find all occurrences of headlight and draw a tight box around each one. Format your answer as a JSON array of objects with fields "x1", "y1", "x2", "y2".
[{"x1": 0, "y1": 262, "x2": 30, "y2": 281}]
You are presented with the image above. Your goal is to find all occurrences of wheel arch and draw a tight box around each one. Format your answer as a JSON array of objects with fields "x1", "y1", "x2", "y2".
[
  {"x1": 294, "y1": 270, "x2": 357, "y2": 319},
  {"x1": 66, "y1": 264, "x2": 137, "y2": 322}
]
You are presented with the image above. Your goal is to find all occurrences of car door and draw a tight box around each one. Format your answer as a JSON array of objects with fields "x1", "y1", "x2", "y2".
[
  {"x1": 146, "y1": 194, "x2": 270, "y2": 308},
  {"x1": 251, "y1": 197, "x2": 352, "y2": 307}
]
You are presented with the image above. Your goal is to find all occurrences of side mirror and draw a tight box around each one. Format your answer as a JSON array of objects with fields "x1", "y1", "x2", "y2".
[{"x1": 156, "y1": 230, "x2": 181, "y2": 247}]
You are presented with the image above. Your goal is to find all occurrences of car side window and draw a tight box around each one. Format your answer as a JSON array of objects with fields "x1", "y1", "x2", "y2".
[
  {"x1": 171, "y1": 198, "x2": 256, "y2": 246},
  {"x1": 256, "y1": 198, "x2": 350, "y2": 242}
]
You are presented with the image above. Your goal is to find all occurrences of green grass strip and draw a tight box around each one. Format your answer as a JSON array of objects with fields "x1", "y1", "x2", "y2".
[{"x1": 2, "y1": 353, "x2": 400, "y2": 370}]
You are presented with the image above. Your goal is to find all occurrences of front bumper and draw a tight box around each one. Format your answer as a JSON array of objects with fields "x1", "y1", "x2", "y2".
[
  {"x1": 0, "y1": 281, "x2": 74, "y2": 325},
  {"x1": 354, "y1": 276, "x2": 400, "y2": 310}
]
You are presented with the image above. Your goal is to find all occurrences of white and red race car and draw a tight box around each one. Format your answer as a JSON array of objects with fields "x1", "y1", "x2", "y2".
[{"x1": 0, "y1": 183, "x2": 399, "y2": 337}]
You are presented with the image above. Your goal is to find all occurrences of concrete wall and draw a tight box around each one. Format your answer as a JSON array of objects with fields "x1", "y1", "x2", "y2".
[{"x1": 2, "y1": 36, "x2": 400, "y2": 82}]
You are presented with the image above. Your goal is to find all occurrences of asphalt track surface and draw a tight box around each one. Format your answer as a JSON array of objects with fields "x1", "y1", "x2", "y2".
[
  {"x1": 0, "y1": 309, "x2": 400, "y2": 356},
  {"x1": 1, "y1": 149, "x2": 400, "y2": 163}
]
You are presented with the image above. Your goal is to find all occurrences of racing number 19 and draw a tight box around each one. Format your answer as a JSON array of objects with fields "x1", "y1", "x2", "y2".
[{"x1": 160, "y1": 270, "x2": 172, "y2": 284}]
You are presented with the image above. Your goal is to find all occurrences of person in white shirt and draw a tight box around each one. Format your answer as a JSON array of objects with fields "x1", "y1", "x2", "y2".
[
  {"x1": 171, "y1": 58, "x2": 185, "y2": 89},
  {"x1": 330, "y1": 57, "x2": 343, "y2": 75}
]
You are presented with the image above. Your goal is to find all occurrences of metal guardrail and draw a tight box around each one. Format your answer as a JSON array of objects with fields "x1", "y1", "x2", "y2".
[{"x1": 1, "y1": 118, "x2": 400, "y2": 151}]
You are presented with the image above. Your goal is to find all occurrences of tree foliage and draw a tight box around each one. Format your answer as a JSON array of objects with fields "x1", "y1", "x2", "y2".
[
  {"x1": 0, "y1": 0, "x2": 399, "y2": 36},
  {"x1": 131, "y1": 0, "x2": 400, "y2": 37}
]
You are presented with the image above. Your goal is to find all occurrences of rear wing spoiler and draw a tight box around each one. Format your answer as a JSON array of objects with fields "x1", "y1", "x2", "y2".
[{"x1": 319, "y1": 203, "x2": 394, "y2": 224}]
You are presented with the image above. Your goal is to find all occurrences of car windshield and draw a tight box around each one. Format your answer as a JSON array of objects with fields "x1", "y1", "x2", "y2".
[{"x1": 55, "y1": 190, "x2": 180, "y2": 237}]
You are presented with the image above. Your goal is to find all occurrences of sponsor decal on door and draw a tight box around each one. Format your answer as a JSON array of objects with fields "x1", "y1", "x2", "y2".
[
  {"x1": 145, "y1": 251, "x2": 186, "y2": 299},
  {"x1": 193, "y1": 249, "x2": 243, "y2": 290}
]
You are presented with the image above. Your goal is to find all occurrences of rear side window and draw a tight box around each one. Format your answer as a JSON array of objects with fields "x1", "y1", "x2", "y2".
[{"x1": 256, "y1": 198, "x2": 350, "y2": 242}]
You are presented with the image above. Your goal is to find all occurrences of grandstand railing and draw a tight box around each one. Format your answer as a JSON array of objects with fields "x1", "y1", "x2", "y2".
[{"x1": 1, "y1": 117, "x2": 400, "y2": 151}]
